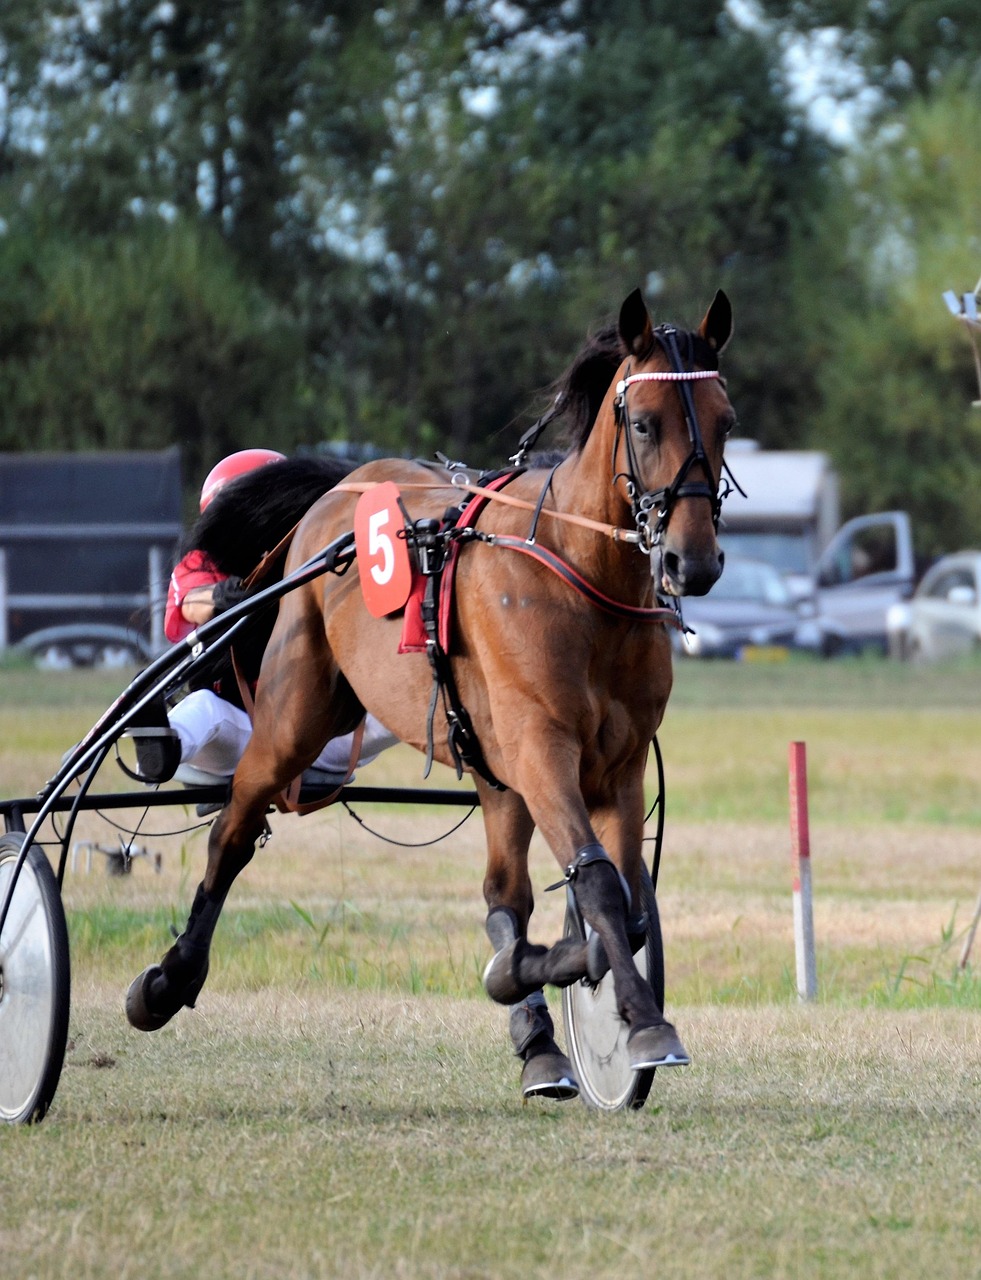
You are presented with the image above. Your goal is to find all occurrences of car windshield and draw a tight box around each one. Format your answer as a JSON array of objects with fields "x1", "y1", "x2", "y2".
[
  {"x1": 718, "y1": 532, "x2": 810, "y2": 576},
  {"x1": 712, "y1": 559, "x2": 792, "y2": 606}
]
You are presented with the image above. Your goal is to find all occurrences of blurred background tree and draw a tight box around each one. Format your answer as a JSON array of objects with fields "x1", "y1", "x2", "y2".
[{"x1": 0, "y1": 1, "x2": 979, "y2": 550}]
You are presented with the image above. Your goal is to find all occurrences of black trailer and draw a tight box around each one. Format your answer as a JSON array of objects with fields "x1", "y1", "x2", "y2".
[{"x1": 0, "y1": 449, "x2": 182, "y2": 665}]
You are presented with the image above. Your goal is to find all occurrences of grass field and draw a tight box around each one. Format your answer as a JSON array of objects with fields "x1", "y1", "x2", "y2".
[{"x1": 2, "y1": 656, "x2": 981, "y2": 1278}]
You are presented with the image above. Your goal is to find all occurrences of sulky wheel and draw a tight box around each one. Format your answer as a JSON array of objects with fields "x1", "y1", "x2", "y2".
[
  {"x1": 561, "y1": 862, "x2": 665, "y2": 1112},
  {"x1": 0, "y1": 832, "x2": 71, "y2": 1125}
]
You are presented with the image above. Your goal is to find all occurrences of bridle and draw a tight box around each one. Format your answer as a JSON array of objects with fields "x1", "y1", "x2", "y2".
[{"x1": 613, "y1": 324, "x2": 742, "y2": 556}]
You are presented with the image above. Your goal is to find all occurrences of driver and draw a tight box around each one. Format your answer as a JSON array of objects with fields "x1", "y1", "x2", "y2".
[{"x1": 157, "y1": 448, "x2": 398, "y2": 781}]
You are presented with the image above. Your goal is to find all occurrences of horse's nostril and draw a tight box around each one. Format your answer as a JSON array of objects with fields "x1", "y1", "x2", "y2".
[
  {"x1": 662, "y1": 551, "x2": 681, "y2": 582},
  {"x1": 662, "y1": 547, "x2": 723, "y2": 596}
]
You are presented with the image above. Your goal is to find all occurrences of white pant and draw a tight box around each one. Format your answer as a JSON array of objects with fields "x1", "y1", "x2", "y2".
[{"x1": 169, "y1": 689, "x2": 398, "y2": 778}]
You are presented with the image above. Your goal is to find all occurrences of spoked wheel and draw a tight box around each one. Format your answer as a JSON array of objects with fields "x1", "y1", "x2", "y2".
[
  {"x1": 562, "y1": 863, "x2": 665, "y2": 1112},
  {"x1": 0, "y1": 833, "x2": 71, "y2": 1125}
]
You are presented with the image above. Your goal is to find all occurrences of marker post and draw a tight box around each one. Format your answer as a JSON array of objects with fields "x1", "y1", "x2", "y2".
[{"x1": 789, "y1": 741, "x2": 817, "y2": 1001}]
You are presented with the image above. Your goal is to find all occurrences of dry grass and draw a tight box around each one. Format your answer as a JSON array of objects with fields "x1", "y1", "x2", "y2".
[
  {"x1": 3, "y1": 661, "x2": 981, "y2": 1277},
  {"x1": 3, "y1": 989, "x2": 981, "y2": 1279}
]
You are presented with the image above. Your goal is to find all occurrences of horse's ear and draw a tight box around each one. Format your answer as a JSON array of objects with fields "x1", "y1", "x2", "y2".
[
  {"x1": 698, "y1": 289, "x2": 733, "y2": 353},
  {"x1": 618, "y1": 288, "x2": 654, "y2": 359}
]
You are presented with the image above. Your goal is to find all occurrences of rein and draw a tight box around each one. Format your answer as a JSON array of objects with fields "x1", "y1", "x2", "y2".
[
  {"x1": 334, "y1": 479, "x2": 644, "y2": 545},
  {"x1": 335, "y1": 478, "x2": 677, "y2": 624},
  {"x1": 478, "y1": 534, "x2": 680, "y2": 626}
]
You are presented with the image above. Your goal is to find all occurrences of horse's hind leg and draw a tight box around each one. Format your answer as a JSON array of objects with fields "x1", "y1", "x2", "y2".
[
  {"x1": 479, "y1": 787, "x2": 579, "y2": 1100},
  {"x1": 127, "y1": 585, "x2": 344, "y2": 1032}
]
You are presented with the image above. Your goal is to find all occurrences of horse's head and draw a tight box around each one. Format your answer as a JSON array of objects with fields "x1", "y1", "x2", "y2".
[{"x1": 614, "y1": 288, "x2": 735, "y2": 597}]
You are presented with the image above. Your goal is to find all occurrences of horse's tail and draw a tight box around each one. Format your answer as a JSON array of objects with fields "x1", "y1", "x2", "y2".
[
  {"x1": 186, "y1": 454, "x2": 355, "y2": 578},
  {"x1": 180, "y1": 454, "x2": 356, "y2": 702}
]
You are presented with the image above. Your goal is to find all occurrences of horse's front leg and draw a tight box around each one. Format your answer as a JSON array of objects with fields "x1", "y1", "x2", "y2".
[
  {"x1": 124, "y1": 794, "x2": 269, "y2": 1031},
  {"x1": 586, "y1": 781, "x2": 660, "y2": 968},
  {"x1": 582, "y1": 775, "x2": 689, "y2": 1070},
  {"x1": 479, "y1": 785, "x2": 579, "y2": 1100},
  {"x1": 508, "y1": 743, "x2": 688, "y2": 1072}
]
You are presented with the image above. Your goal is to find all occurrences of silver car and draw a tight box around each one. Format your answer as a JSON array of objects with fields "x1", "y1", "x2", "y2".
[{"x1": 905, "y1": 551, "x2": 981, "y2": 661}]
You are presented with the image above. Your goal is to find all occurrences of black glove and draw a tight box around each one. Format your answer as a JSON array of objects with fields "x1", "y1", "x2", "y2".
[{"x1": 211, "y1": 575, "x2": 249, "y2": 613}]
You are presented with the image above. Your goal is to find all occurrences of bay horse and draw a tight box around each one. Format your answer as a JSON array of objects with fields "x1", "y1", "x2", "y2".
[{"x1": 126, "y1": 286, "x2": 736, "y2": 1101}]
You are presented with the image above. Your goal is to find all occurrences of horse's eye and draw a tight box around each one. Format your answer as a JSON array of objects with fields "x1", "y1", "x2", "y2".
[{"x1": 631, "y1": 415, "x2": 659, "y2": 440}]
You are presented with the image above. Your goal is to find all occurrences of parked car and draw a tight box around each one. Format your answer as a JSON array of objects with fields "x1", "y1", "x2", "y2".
[
  {"x1": 674, "y1": 556, "x2": 822, "y2": 659},
  {"x1": 899, "y1": 551, "x2": 981, "y2": 662},
  {"x1": 719, "y1": 442, "x2": 916, "y2": 653}
]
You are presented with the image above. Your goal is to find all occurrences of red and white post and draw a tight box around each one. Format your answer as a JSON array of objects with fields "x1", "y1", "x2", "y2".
[{"x1": 788, "y1": 741, "x2": 817, "y2": 1001}]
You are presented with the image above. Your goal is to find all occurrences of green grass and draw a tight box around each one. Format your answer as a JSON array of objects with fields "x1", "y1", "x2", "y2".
[
  {"x1": 5, "y1": 656, "x2": 981, "y2": 1011},
  {"x1": 669, "y1": 649, "x2": 981, "y2": 710},
  {"x1": 4, "y1": 997, "x2": 981, "y2": 1279},
  {"x1": 4, "y1": 659, "x2": 981, "y2": 1277}
]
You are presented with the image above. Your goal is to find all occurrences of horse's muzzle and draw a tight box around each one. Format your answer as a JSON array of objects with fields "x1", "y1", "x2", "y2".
[{"x1": 659, "y1": 546, "x2": 724, "y2": 598}]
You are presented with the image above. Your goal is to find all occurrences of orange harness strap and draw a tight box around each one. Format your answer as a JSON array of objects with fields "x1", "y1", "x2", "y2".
[{"x1": 333, "y1": 479, "x2": 642, "y2": 545}]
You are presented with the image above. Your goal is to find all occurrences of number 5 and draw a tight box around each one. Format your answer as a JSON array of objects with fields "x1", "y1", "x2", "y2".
[
  {"x1": 354, "y1": 481, "x2": 413, "y2": 618},
  {"x1": 368, "y1": 508, "x2": 395, "y2": 585}
]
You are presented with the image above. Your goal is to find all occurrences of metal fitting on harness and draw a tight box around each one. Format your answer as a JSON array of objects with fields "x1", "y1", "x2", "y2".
[
  {"x1": 414, "y1": 508, "x2": 506, "y2": 793},
  {"x1": 410, "y1": 518, "x2": 445, "y2": 578}
]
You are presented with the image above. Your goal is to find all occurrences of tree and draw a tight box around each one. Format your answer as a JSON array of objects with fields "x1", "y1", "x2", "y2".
[
  {"x1": 0, "y1": 216, "x2": 328, "y2": 487},
  {"x1": 755, "y1": 0, "x2": 981, "y2": 107},
  {"x1": 801, "y1": 82, "x2": 981, "y2": 554},
  {"x1": 0, "y1": 1, "x2": 836, "y2": 476},
  {"x1": 344, "y1": 0, "x2": 835, "y2": 456}
]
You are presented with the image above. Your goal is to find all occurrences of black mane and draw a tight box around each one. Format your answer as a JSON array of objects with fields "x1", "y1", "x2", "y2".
[
  {"x1": 541, "y1": 319, "x2": 712, "y2": 454},
  {"x1": 545, "y1": 323, "x2": 626, "y2": 453},
  {"x1": 185, "y1": 455, "x2": 355, "y2": 577}
]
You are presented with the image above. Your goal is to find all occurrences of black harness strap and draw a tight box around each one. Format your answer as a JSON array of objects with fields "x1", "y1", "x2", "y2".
[
  {"x1": 423, "y1": 589, "x2": 503, "y2": 789},
  {"x1": 613, "y1": 325, "x2": 745, "y2": 551},
  {"x1": 410, "y1": 472, "x2": 524, "y2": 792}
]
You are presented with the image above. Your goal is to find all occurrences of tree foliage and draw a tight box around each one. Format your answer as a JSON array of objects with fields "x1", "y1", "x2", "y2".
[
  {"x1": 799, "y1": 82, "x2": 981, "y2": 554},
  {"x1": 756, "y1": 0, "x2": 981, "y2": 105},
  {"x1": 0, "y1": 217, "x2": 326, "y2": 483},
  {"x1": 1, "y1": 2, "x2": 979, "y2": 553}
]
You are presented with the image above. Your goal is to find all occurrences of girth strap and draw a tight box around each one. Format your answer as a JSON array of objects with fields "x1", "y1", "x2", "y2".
[{"x1": 415, "y1": 474, "x2": 518, "y2": 792}]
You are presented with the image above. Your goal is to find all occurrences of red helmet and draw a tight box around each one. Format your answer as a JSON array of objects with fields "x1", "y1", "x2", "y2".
[{"x1": 199, "y1": 449, "x2": 286, "y2": 511}]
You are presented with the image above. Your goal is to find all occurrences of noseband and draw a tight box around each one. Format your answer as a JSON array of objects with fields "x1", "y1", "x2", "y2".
[{"x1": 613, "y1": 326, "x2": 738, "y2": 555}]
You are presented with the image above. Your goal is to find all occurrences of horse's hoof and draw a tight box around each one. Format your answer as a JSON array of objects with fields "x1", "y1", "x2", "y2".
[
  {"x1": 125, "y1": 957, "x2": 208, "y2": 1032},
  {"x1": 125, "y1": 965, "x2": 175, "y2": 1032},
  {"x1": 483, "y1": 941, "x2": 528, "y2": 1005},
  {"x1": 521, "y1": 1051, "x2": 579, "y2": 1101},
  {"x1": 627, "y1": 1021, "x2": 690, "y2": 1071}
]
